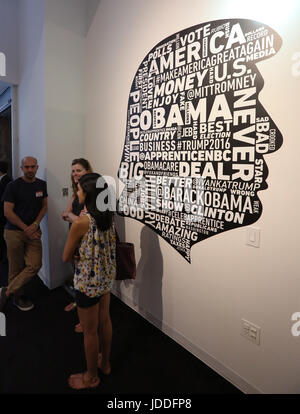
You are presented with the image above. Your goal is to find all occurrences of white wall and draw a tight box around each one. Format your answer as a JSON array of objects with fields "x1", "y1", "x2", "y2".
[
  {"x1": 44, "y1": 0, "x2": 87, "y2": 288},
  {"x1": 0, "y1": 0, "x2": 18, "y2": 85},
  {"x1": 18, "y1": 0, "x2": 49, "y2": 282},
  {"x1": 84, "y1": 0, "x2": 300, "y2": 393},
  {"x1": 17, "y1": 0, "x2": 87, "y2": 288},
  {"x1": 18, "y1": 0, "x2": 46, "y2": 168}
]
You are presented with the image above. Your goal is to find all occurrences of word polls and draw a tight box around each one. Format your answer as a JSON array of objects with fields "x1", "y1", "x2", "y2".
[{"x1": 118, "y1": 18, "x2": 283, "y2": 262}]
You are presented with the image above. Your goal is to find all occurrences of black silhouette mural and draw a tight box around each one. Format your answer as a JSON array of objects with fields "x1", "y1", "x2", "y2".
[{"x1": 118, "y1": 19, "x2": 283, "y2": 262}]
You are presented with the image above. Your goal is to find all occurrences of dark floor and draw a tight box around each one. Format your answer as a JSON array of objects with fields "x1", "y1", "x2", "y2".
[{"x1": 0, "y1": 261, "x2": 242, "y2": 396}]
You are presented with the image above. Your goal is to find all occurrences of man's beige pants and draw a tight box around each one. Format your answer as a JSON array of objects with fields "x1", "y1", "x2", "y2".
[{"x1": 4, "y1": 229, "x2": 42, "y2": 297}]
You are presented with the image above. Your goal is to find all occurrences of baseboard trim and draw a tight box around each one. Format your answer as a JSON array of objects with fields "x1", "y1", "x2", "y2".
[{"x1": 112, "y1": 289, "x2": 262, "y2": 394}]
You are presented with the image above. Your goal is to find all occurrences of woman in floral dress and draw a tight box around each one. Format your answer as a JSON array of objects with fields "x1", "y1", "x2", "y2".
[{"x1": 63, "y1": 173, "x2": 116, "y2": 390}]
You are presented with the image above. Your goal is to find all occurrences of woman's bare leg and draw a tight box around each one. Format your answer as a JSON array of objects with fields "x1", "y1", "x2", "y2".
[
  {"x1": 68, "y1": 302, "x2": 100, "y2": 389},
  {"x1": 98, "y1": 292, "x2": 112, "y2": 375}
]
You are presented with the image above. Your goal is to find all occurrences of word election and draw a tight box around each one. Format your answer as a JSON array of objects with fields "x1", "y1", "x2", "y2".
[{"x1": 118, "y1": 18, "x2": 283, "y2": 262}]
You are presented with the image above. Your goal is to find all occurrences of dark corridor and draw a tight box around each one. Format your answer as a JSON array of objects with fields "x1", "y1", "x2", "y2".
[{"x1": 0, "y1": 105, "x2": 12, "y2": 177}]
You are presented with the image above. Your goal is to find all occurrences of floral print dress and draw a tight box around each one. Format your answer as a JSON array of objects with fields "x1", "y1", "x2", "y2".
[{"x1": 74, "y1": 213, "x2": 116, "y2": 297}]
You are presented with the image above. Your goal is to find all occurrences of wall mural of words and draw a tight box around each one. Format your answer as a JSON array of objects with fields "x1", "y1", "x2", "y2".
[{"x1": 118, "y1": 19, "x2": 283, "y2": 262}]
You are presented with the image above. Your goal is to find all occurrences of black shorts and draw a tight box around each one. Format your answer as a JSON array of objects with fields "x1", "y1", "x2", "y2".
[{"x1": 74, "y1": 289, "x2": 101, "y2": 308}]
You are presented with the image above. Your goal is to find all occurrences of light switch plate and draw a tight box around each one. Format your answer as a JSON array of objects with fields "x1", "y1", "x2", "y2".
[
  {"x1": 246, "y1": 227, "x2": 260, "y2": 248},
  {"x1": 241, "y1": 319, "x2": 261, "y2": 345}
]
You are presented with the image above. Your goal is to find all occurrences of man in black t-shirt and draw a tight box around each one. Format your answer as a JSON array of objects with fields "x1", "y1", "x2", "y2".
[{"x1": 0, "y1": 157, "x2": 48, "y2": 312}]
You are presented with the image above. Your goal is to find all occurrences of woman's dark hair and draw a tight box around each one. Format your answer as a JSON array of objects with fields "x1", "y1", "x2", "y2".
[
  {"x1": 71, "y1": 158, "x2": 93, "y2": 196},
  {"x1": 78, "y1": 173, "x2": 114, "y2": 231}
]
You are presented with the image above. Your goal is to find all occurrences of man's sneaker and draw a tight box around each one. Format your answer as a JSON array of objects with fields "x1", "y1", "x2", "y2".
[
  {"x1": 14, "y1": 297, "x2": 34, "y2": 311},
  {"x1": 0, "y1": 287, "x2": 8, "y2": 312}
]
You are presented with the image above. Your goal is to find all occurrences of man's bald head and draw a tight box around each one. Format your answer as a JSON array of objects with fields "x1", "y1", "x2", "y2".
[
  {"x1": 21, "y1": 156, "x2": 38, "y2": 167},
  {"x1": 21, "y1": 157, "x2": 39, "y2": 182}
]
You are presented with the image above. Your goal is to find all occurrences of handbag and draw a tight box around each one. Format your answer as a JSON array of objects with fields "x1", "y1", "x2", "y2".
[{"x1": 115, "y1": 231, "x2": 136, "y2": 280}]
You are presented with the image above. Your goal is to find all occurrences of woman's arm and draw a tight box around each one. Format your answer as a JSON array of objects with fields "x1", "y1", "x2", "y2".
[
  {"x1": 62, "y1": 196, "x2": 75, "y2": 220},
  {"x1": 62, "y1": 216, "x2": 89, "y2": 262},
  {"x1": 65, "y1": 211, "x2": 80, "y2": 223},
  {"x1": 62, "y1": 196, "x2": 81, "y2": 223}
]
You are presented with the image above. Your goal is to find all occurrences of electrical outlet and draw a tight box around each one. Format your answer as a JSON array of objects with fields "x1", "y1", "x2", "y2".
[
  {"x1": 241, "y1": 319, "x2": 261, "y2": 345},
  {"x1": 62, "y1": 188, "x2": 69, "y2": 197}
]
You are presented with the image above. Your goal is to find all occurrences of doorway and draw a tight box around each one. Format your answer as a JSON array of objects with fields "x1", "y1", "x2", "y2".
[{"x1": 0, "y1": 87, "x2": 12, "y2": 178}]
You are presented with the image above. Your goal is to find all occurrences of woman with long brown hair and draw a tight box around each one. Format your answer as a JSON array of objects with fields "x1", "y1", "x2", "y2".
[
  {"x1": 63, "y1": 173, "x2": 115, "y2": 389},
  {"x1": 62, "y1": 158, "x2": 93, "y2": 329}
]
